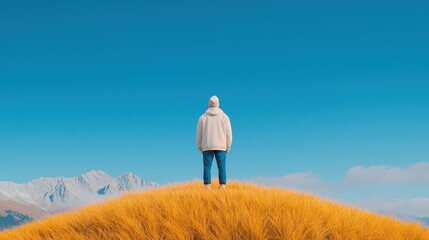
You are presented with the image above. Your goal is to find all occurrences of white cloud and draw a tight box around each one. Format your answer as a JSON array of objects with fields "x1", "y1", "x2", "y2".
[
  {"x1": 354, "y1": 197, "x2": 429, "y2": 218},
  {"x1": 346, "y1": 162, "x2": 429, "y2": 184},
  {"x1": 249, "y1": 172, "x2": 330, "y2": 195},
  {"x1": 248, "y1": 162, "x2": 429, "y2": 222}
]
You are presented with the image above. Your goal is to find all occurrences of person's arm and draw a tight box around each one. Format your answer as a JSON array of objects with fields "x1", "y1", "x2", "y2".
[
  {"x1": 225, "y1": 115, "x2": 232, "y2": 153},
  {"x1": 196, "y1": 116, "x2": 203, "y2": 152}
]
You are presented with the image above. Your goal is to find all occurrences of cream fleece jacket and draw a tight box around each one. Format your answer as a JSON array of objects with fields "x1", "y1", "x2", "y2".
[{"x1": 196, "y1": 107, "x2": 232, "y2": 152}]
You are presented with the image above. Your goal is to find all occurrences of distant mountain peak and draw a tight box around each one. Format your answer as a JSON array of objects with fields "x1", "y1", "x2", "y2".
[
  {"x1": 118, "y1": 172, "x2": 138, "y2": 178},
  {"x1": 101, "y1": 172, "x2": 158, "y2": 194},
  {"x1": 117, "y1": 172, "x2": 141, "y2": 182}
]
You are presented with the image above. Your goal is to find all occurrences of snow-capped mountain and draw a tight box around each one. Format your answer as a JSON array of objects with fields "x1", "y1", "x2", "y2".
[{"x1": 0, "y1": 170, "x2": 158, "y2": 213}]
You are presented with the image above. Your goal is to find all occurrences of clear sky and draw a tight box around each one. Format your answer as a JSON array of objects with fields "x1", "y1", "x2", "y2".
[{"x1": 1, "y1": 0, "x2": 428, "y2": 215}]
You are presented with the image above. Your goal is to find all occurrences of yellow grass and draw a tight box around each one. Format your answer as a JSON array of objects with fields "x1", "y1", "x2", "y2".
[{"x1": 1, "y1": 180, "x2": 428, "y2": 240}]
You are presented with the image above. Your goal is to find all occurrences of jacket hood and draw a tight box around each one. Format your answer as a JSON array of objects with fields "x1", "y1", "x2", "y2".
[{"x1": 205, "y1": 107, "x2": 224, "y2": 116}]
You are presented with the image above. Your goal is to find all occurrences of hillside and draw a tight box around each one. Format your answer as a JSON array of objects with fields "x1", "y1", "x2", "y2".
[
  {"x1": 0, "y1": 200, "x2": 45, "y2": 231},
  {"x1": 1, "y1": 180, "x2": 428, "y2": 240}
]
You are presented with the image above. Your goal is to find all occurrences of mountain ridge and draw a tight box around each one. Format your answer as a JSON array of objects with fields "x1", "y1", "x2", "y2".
[
  {"x1": 0, "y1": 170, "x2": 158, "y2": 212},
  {"x1": 0, "y1": 170, "x2": 158, "y2": 230}
]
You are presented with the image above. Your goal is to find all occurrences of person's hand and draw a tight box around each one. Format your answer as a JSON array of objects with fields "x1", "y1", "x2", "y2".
[{"x1": 199, "y1": 147, "x2": 203, "y2": 152}]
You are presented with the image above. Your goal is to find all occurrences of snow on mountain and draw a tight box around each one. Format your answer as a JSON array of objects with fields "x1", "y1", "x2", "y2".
[
  {"x1": 0, "y1": 170, "x2": 158, "y2": 213},
  {"x1": 98, "y1": 172, "x2": 157, "y2": 195}
]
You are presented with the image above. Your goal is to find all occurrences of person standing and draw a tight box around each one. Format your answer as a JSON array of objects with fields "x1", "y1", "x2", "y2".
[{"x1": 196, "y1": 96, "x2": 233, "y2": 190}]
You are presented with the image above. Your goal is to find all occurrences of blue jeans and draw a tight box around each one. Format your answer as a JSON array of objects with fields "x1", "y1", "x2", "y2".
[{"x1": 203, "y1": 150, "x2": 227, "y2": 185}]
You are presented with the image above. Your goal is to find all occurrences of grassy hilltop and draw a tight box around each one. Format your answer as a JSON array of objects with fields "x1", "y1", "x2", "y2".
[{"x1": 1, "y1": 180, "x2": 428, "y2": 240}]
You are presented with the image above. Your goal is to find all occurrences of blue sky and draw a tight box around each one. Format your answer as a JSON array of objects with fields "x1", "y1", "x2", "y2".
[{"x1": 1, "y1": 0, "x2": 428, "y2": 215}]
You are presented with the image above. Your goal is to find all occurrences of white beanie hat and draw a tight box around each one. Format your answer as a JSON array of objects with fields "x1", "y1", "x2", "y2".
[{"x1": 209, "y1": 96, "x2": 219, "y2": 108}]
